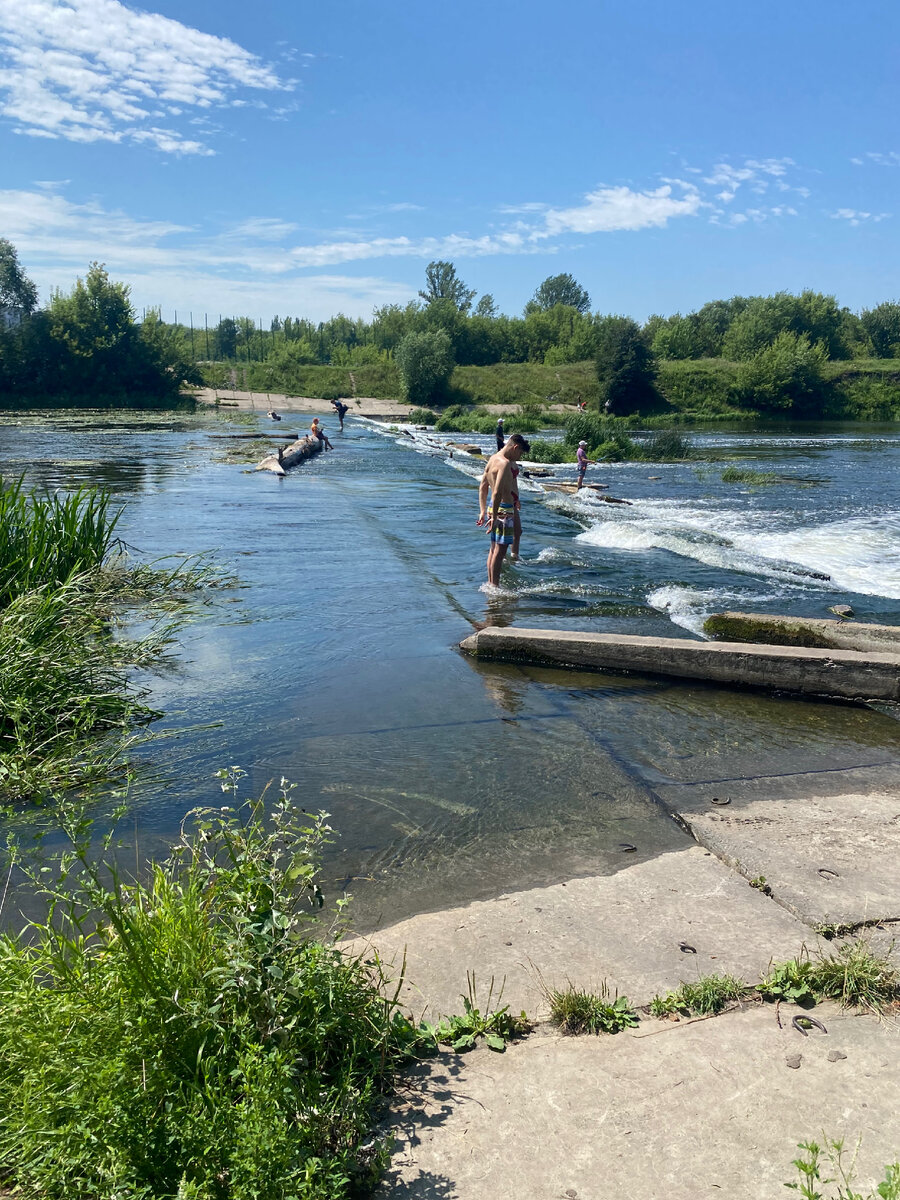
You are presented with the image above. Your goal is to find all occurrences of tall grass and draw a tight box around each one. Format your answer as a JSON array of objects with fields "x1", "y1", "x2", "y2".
[
  {"x1": 0, "y1": 475, "x2": 122, "y2": 608},
  {"x1": 0, "y1": 580, "x2": 166, "y2": 799},
  {"x1": 0, "y1": 778, "x2": 418, "y2": 1199},
  {"x1": 0, "y1": 477, "x2": 228, "y2": 801}
]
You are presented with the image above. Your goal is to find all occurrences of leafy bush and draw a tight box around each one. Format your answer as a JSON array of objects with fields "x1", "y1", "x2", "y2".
[
  {"x1": 732, "y1": 332, "x2": 829, "y2": 414},
  {"x1": 396, "y1": 329, "x2": 455, "y2": 405},
  {"x1": 758, "y1": 958, "x2": 816, "y2": 1005},
  {"x1": 525, "y1": 439, "x2": 572, "y2": 463},
  {"x1": 0, "y1": 778, "x2": 420, "y2": 1199},
  {"x1": 406, "y1": 408, "x2": 439, "y2": 424}
]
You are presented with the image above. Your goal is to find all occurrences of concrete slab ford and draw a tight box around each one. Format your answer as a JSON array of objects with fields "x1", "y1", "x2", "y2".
[{"x1": 459, "y1": 627, "x2": 900, "y2": 701}]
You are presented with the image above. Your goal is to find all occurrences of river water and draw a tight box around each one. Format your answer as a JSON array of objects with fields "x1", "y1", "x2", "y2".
[{"x1": 2, "y1": 407, "x2": 899, "y2": 930}]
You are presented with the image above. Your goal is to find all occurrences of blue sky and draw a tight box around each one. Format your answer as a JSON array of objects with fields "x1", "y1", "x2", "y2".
[{"x1": 1, "y1": 0, "x2": 899, "y2": 323}]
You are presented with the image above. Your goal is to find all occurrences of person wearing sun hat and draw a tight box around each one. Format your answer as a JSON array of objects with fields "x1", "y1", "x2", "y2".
[{"x1": 576, "y1": 440, "x2": 595, "y2": 490}]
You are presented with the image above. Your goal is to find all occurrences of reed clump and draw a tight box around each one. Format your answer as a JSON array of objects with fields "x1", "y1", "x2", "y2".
[
  {"x1": 0, "y1": 476, "x2": 226, "y2": 801},
  {"x1": 0, "y1": 776, "x2": 420, "y2": 1200}
]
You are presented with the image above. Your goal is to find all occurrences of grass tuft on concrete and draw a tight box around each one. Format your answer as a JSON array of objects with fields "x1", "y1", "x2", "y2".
[
  {"x1": 649, "y1": 973, "x2": 750, "y2": 1019},
  {"x1": 543, "y1": 981, "x2": 639, "y2": 1035}
]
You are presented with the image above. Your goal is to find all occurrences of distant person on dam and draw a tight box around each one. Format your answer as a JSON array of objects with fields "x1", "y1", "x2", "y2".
[
  {"x1": 495, "y1": 417, "x2": 505, "y2": 451},
  {"x1": 477, "y1": 433, "x2": 530, "y2": 585},
  {"x1": 331, "y1": 399, "x2": 349, "y2": 431},
  {"x1": 576, "y1": 440, "x2": 595, "y2": 490}
]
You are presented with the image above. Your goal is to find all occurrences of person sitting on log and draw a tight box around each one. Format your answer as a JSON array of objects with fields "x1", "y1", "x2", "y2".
[{"x1": 310, "y1": 418, "x2": 333, "y2": 451}]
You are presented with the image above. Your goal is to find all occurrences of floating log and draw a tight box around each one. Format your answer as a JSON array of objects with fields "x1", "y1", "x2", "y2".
[
  {"x1": 256, "y1": 435, "x2": 322, "y2": 476},
  {"x1": 459, "y1": 627, "x2": 900, "y2": 702},
  {"x1": 704, "y1": 611, "x2": 900, "y2": 655}
]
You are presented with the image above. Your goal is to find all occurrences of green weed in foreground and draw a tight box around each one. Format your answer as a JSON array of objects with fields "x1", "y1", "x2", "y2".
[
  {"x1": 420, "y1": 973, "x2": 531, "y2": 1052},
  {"x1": 762, "y1": 943, "x2": 899, "y2": 1015},
  {"x1": 544, "y1": 981, "x2": 639, "y2": 1034},
  {"x1": 649, "y1": 973, "x2": 749, "y2": 1018},
  {"x1": 787, "y1": 1138, "x2": 900, "y2": 1199},
  {"x1": 0, "y1": 775, "x2": 420, "y2": 1200}
]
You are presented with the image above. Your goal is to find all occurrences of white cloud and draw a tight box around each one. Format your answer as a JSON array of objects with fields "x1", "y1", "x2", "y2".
[
  {"x1": 863, "y1": 151, "x2": 900, "y2": 166},
  {"x1": 702, "y1": 157, "x2": 803, "y2": 203},
  {"x1": 541, "y1": 184, "x2": 702, "y2": 235},
  {"x1": 0, "y1": 0, "x2": 293, "y2": 154},
  {"x1": 830, "y1": 208, "x2": 891, "y2": 226}
]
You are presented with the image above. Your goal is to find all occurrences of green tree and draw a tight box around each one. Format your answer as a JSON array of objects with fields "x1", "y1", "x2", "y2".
[
  {"x1": 650, "y1": 313, "x2": 706, "y2": 360},
  {"x1": 475, "y1": 293, "x2": 499, "y2": 318},
  {"x1": 859, "y1": 301, "x2": 900, "y2": 358},
  {"x1": 722, "y1": 291, "x2": 849, "y2": 361},
  {"x1": 395, "y1": 328, "x2": 455, "y2": 404},
  {"x1": 418, "y1": 261, "x2": 476, "y2": 313},
  {"x1": 371, "y1": 301, "x2": 421, "y2": 353},
  {"x1": 0, "y1": 239, "x2": 38, "y2": 314},
  {"x1": 46, "y1": 263, "x2": 137, "y2": 392},
  {"x1": 732, "y1": 331, "x2": 829, "y2": 414},
  {"x1": 595, "y1": 316, "x2": 658, "y2": 414},
  {"x1": 215, "y1": 318, "x2": 237, "y2": 359},
  {"x1": 528, "y1": 272, "x2": 591, "y2": 314}
]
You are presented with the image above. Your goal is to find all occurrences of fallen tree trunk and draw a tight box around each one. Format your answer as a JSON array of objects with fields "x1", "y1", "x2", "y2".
[{"x1": 256, "y1": 435, "x2": 322, "y2": 476}]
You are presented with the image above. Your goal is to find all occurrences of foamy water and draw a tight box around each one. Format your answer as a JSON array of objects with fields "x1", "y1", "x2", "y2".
[{"x1": 365, "y1": 417, "x2": 900, "y2": 615}]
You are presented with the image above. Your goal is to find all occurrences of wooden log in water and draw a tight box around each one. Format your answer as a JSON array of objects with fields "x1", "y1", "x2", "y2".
[{"x1": 256, "y1": 435, "x2": 323, "y2": 476}]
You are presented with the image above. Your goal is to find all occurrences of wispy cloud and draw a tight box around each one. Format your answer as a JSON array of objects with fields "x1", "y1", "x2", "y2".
[
  {"x1": 0, "y1": 0, "x2": 293, "y2": 155},
  {"x1": 852, "y1": 151, "x2": 900, "y2": 167},
  {"x1": 830, "y1": 208, "x2": 891, "y2": 226}
]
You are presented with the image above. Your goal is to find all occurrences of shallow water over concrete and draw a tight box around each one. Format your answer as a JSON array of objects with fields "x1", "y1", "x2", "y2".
[{"x1": 1, "y1": 407, "x2": 898, "y2": 927}]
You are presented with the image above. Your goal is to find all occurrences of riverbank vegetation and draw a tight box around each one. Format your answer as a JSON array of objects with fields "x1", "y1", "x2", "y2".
[
  {"x1": 0, "y1": 476, "x2": 221, "y2": 801},
  {"x1": 0, "y1": 240, "x2": 199, "y2": 404},
  {"x1": 0, "y1": 780, "x2": 428, "y2": 1200},
  {"x1": 5, "y1": 241, "x2": 900, "y2": 418},
  {"x1": 528, "y1": 415, "x2": 692, "y2": 464}
]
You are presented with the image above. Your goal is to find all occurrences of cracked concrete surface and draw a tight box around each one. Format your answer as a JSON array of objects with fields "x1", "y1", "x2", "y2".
[
  {"x1": 376, "y1": 1004, "x2": 900, "y2": 1200},
  {"x1": 347, "y1": 846, "x2": 821, "y2": 1020}
]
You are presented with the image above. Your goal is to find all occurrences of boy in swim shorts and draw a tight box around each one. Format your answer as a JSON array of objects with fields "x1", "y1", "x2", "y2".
[{"x1": 477, "y1": 433, "x2": 530, "y2": 585}]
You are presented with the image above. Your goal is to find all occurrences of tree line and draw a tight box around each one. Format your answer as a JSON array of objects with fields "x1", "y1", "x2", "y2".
[
  {"x1": 3, "y1": 238, "x2": 900, "y2": 414},
  {"x1": 0, "y1": 240, "x2": 199, "y2": 400}
]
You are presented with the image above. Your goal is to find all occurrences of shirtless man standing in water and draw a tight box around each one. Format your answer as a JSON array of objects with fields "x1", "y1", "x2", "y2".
[{"x1": 476, "y1": 433, "x2": 530, "y2": 586}]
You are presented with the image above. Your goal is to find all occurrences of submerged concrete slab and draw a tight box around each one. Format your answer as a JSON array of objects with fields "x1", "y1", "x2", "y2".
[
  {"x1": 655, "y1": 764, "x2": 900, "y2": 928},
  {"x1": 346, "y1": 846, "x2": 817, "y2": 1020},
  {"x1": 459, "y1": 626, "x2": 900, "y2": 701},
  {"x1": 378, "y1": 1004, "x2": 900, "y2": 1200},
  {"x1": 705, "y1": 610, "x2": 900, "y2": 654}
]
